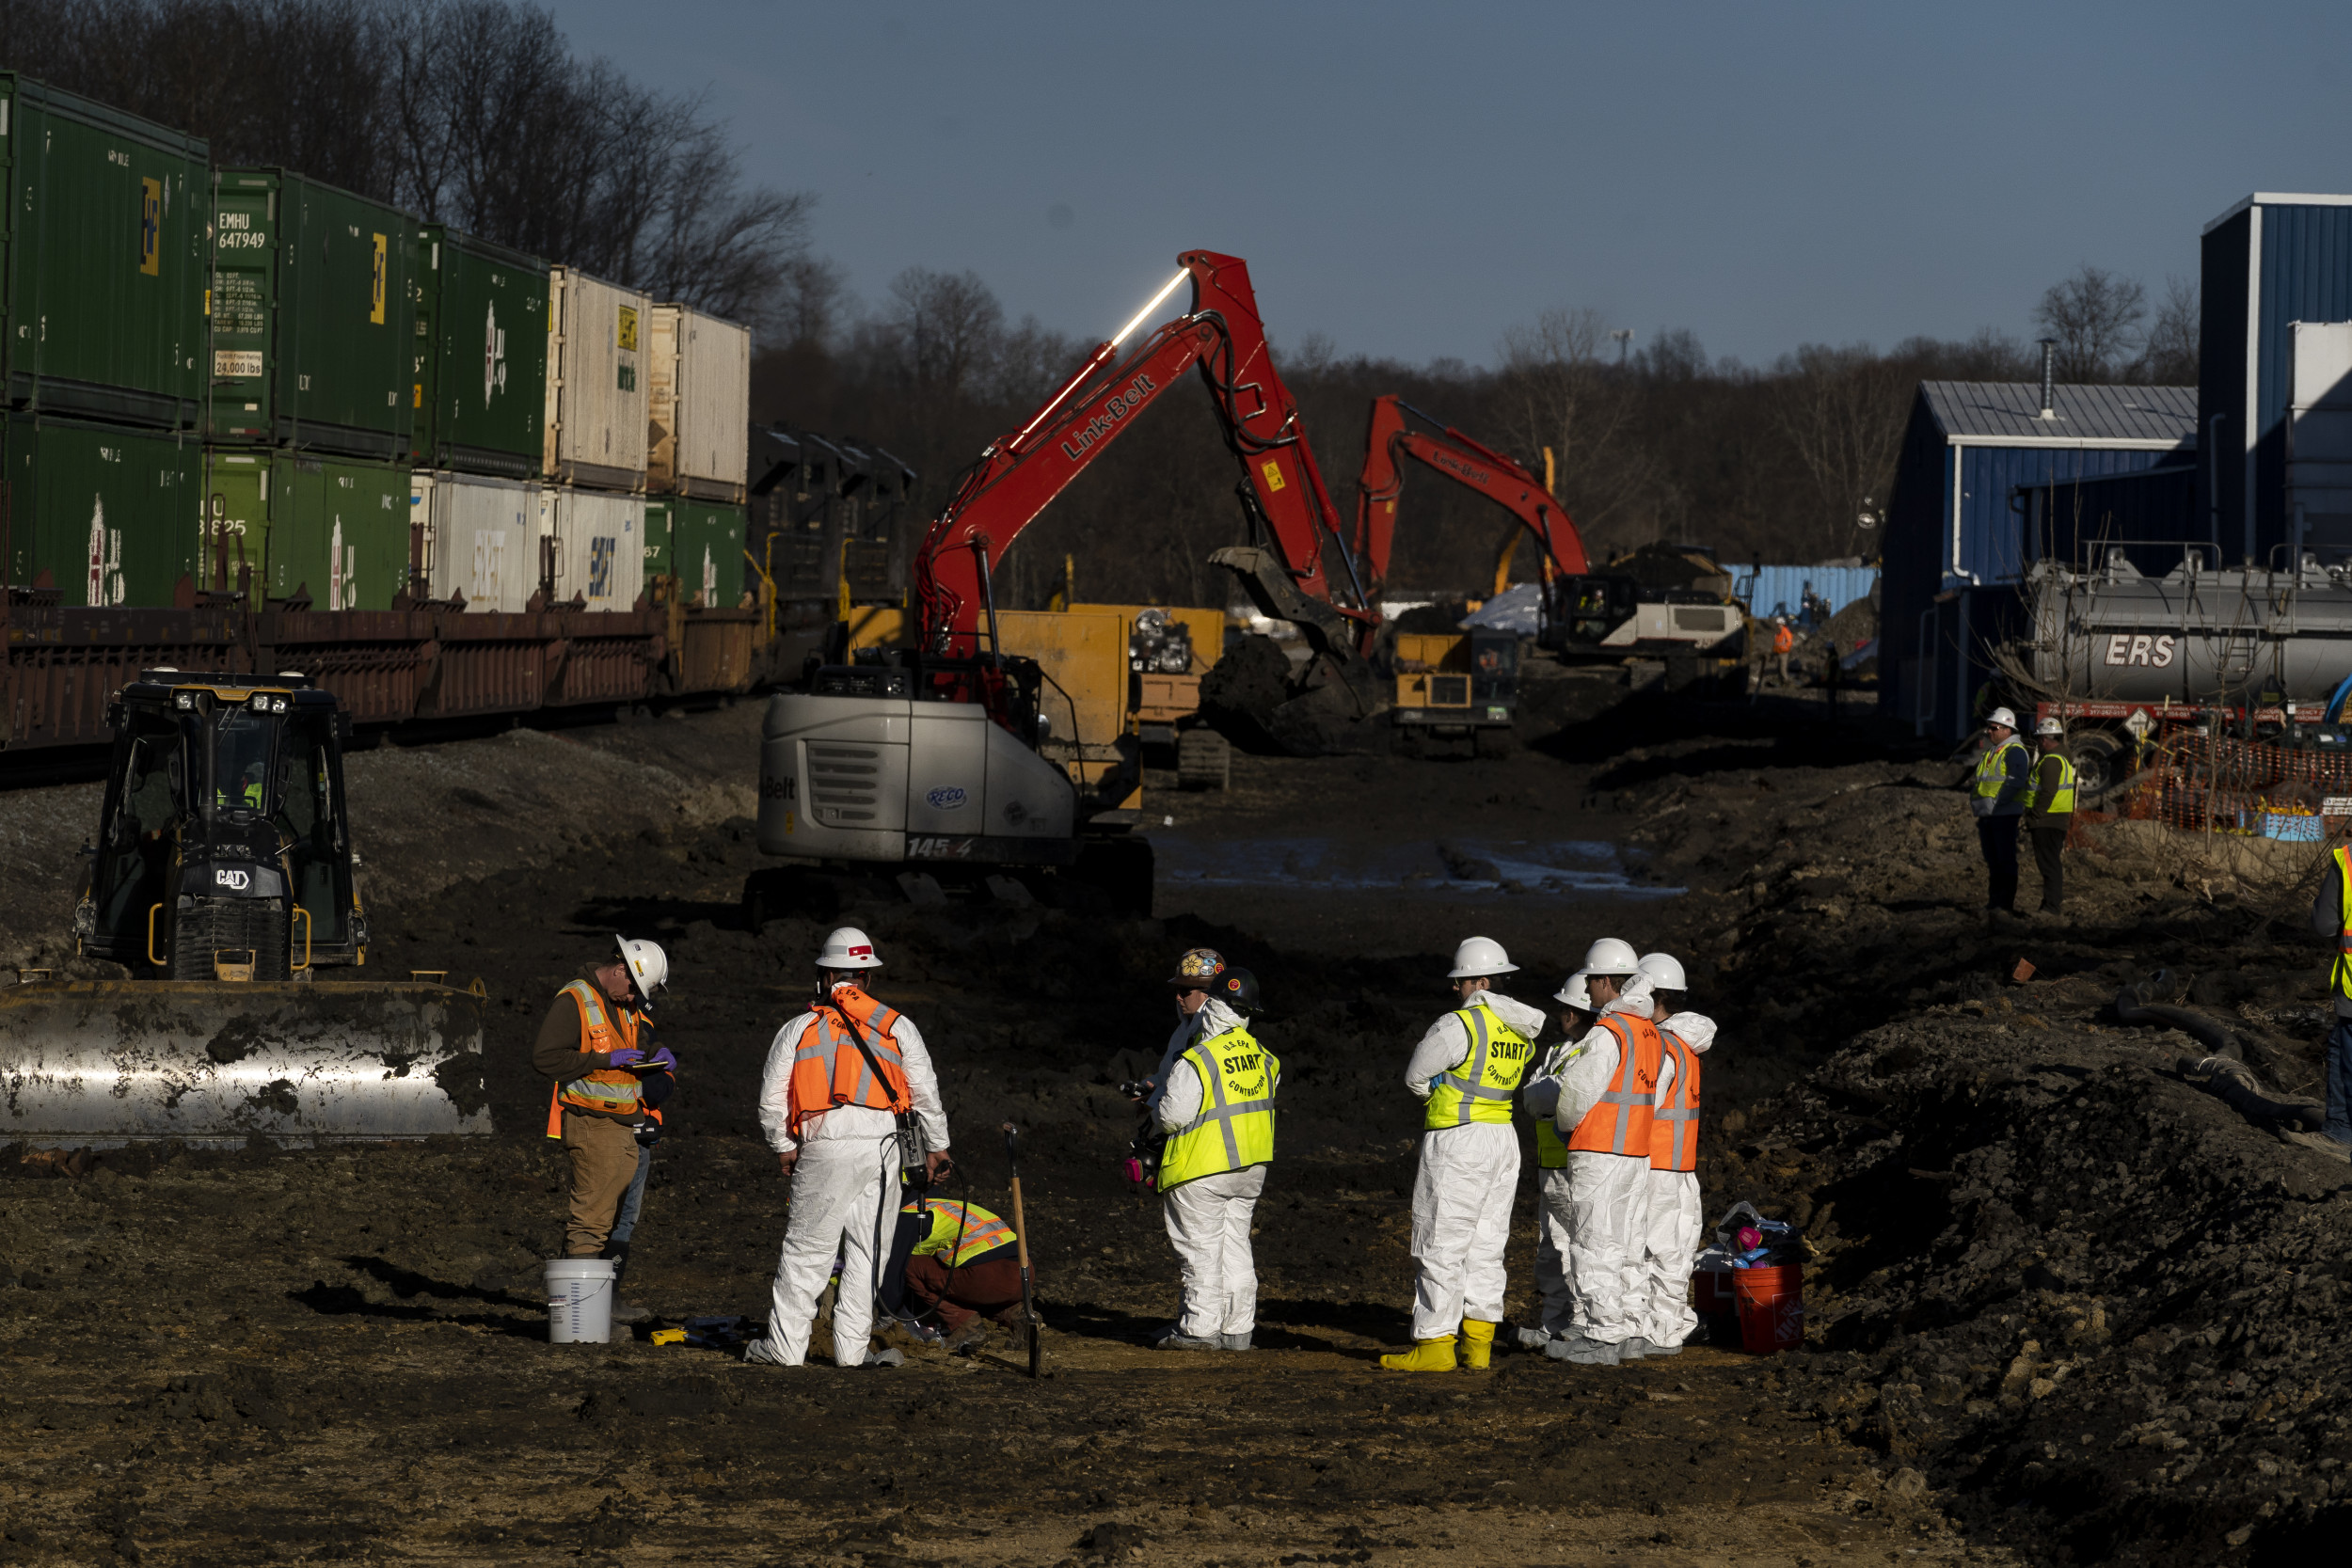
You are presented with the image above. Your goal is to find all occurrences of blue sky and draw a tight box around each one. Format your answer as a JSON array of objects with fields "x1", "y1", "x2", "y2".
[{"x1": 549, "y1": 1, "x2": 2350, "y2": 368}]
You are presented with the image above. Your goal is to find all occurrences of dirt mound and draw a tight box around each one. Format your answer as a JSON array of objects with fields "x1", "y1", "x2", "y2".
[{"x1": 1201, "y1": 636, "x2": 1386, "y2": 756}]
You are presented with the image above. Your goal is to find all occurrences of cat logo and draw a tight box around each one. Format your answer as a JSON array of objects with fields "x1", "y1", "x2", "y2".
[
  {"x1": 214, "y1": 868, "x2": 251, "y2": 892},
  {"x1": 138, "y1": 179, "x2": 162, "y2": 276},
  {"x1": 370, "y1": 233, "x2": 387, "y2": 325}
]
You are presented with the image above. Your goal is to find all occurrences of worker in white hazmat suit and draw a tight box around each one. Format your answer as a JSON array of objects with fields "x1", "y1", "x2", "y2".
[
  {"x1": 748, "y1": 927, "x2": 951, "y2": 1369},
  {"x1": 1629, "y1": 951, "x2": 1715, "y2": 1357},
  {"x1": 1509, "y1": 970, "x2": 1597, "y2": 1353},
  {"x1": 1141, "y1": 948, "x2": 1279, "y2": 1352},
  {"x1": 1383, "y1": 936, "x2": 1548, "y2": 1372},
  {"x1": 1522, "y1": 937, "x2": 1661, "y2": 1366}
]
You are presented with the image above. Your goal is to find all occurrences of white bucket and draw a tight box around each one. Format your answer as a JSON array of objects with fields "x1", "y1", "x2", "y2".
[{"x1": 545, "y1": 1258, "x2": 616, "y2": 1344}]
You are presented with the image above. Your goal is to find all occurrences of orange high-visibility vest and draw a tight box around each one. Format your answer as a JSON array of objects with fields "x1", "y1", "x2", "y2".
[
  {"x1": 1650, "y1": 1028, "x2": 1700, "y2": 1173},
  {"x1": 1565, "y1": 1013, "x2": 1661, "y2": 1156},
  {"x1": 1772, "y1": 625, "x2": 1794, "y2": 654},
  {"x1": 544, "y1": 979, "x2": 645, "y2": 1138},
  {"x1": 787, "y1": 988, "x2": 912, "y2": 1137}
]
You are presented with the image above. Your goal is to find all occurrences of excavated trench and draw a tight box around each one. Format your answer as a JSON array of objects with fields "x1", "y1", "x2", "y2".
[{"x1": 0, "y1": 689, "x2": 2345, "y2": 1565}]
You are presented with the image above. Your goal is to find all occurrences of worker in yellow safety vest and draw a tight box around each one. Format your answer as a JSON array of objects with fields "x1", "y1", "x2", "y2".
[
  {"x1": 2302, "y1": 850, "x2": 2352, "y2": 1158},
  {"x1": 1970, "y1": 705, "x2": 2033, "y2": 915},
  {"x1": 532, "y1": 936, "x2": 675, "y2": 1259},
  {"x1": 2026, "y1": 716, "x2": 2076, "y2": 916},
  {"x1": 1143, "y1": 949, "x2": 1279, "y2": 1353},
  {"x1": 1385, "y1": 936, "x2": 1548, "y2": 1372},
  {"x1": 889, "y1": 1195, "x2": 1031, "y2": 1352}
]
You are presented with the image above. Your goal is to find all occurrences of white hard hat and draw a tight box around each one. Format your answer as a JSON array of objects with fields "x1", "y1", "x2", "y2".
[
  {"x1": 1581, "y1": 937, "x2": 1639, "y2": 975},
  {"x1": 817, "y1": 926, "x2": 883, "y2": 970},
  {"x1": 2037, "y1": 716, "x2": 2064, "y2": 736},
  {"x1": 1636, "y1": 952, "x2": 1687, "y2": 990},
  {"x1": 1986, "y1": 706, "x2": 2018, "y2": 731},
  {"x1": 1552, "y1": 969, "x2": 1593, "y2": 1009},
  {"x1": 614, "y1": 935, "x2": 669, "y2": 995},
  {"x1": 1448, "y1": 935, "x2": 1518, "y2": 979}
]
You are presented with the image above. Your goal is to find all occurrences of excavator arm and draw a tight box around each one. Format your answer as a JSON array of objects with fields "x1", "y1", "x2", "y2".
[
  {"x1": 1353, "y1": 394, "x2": 1590, "y2": 600},
  {"x1": 914, "y1": 251, "x2": 1375, "y2": 667}
]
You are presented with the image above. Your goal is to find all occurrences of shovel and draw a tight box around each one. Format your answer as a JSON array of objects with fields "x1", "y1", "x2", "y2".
[{"x1": 1002, "y1": 1120, "x2": 1042, "y2": 1379}]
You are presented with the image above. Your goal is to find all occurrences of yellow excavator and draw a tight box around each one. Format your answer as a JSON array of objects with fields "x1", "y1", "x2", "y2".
[{"x1": 0, "y1": 670, "x2": 490, "y2": 1148}]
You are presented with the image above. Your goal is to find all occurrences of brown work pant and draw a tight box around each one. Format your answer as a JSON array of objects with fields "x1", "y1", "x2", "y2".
[
  {"x1": 562, "y1": 1111, "x2": 640, "y2": 1257},
  {"x1": 903, "y1": 1252, "x2": 1028, "y2": 1333}
]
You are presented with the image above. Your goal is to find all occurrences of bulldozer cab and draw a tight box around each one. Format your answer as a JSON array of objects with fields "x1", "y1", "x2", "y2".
[{"x1": 77, "y1": 671, "x2": 365, "y2": 977}]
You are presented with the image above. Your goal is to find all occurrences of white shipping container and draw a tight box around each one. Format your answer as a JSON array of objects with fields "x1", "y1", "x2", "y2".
[
  {"x1": 647, "y1": 303, "x2": 752, "y2": 501},
  {"x1": 411, "y1": 470, "x2": 541, "y2": 613},
  {"x1": 544, "y1": 268, "x2": 652, "y2": 491},
  {"x1": 541, "y1": 484, "x2": 646, "y2": 611}
]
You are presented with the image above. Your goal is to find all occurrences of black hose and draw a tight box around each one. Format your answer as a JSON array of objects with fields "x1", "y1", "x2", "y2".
[
  {"x1": 2114, "y1": 971, "x2": 2327, "y2": 1132},
  {"x1": 2113, "y1": 969, "x2": 2240, "y2": 1059}
]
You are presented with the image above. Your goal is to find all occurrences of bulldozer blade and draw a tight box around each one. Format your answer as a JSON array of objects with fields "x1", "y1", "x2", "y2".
[{"x1": 0, "y1": 980, "x2": 493, "y2": 1148}]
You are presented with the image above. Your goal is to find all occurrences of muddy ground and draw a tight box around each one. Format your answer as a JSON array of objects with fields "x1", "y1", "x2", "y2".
[{"x1": 2, "y1": 670, "x2": 2348, "y2": 1566}]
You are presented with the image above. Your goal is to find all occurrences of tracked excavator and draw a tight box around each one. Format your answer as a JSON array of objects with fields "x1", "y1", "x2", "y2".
[
  {"x1": 1355, "y1": 395, "x2": 1746, "y2": 689},
  {"x1": 0, "y1": 671, "x2": 490, "y2": 1148},
  {"x1": 746, "y1": 250, "x2": 1382, "y2": 922}
]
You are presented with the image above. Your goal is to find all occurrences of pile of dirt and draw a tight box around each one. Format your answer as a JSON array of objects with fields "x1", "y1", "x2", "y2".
[{"x1": 1199, "y1": 634, "x2": 1385, "y2": 757}]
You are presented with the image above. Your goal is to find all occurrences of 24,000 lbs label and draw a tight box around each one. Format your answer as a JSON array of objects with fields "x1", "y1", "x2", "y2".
[{"x1": 213, "y1": 350, "x2": 262, "y2": 378}]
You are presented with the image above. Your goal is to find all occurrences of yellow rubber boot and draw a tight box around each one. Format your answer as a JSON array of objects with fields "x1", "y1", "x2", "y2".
[
  {"x1": 1459, "y1": 1319, "x2": 1496, "y2": 1370},
  {"x1": 1379, "y1": 1335, "x2": 1457, "y2": 1371}
]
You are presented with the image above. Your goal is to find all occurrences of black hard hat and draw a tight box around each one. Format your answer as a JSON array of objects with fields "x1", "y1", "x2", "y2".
[{"x1": 1215, "y1": 967, "x2": 1262, "y2": 1016}]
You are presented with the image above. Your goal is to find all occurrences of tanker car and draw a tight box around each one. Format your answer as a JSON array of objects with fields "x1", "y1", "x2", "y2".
[{"x1": 2010, "y1": 552, "x2": 2352, "y2": 793}]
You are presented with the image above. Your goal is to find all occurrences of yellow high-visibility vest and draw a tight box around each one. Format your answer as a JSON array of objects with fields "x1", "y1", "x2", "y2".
[
  {"x1": 2036, "y1": 752, "x2": 2077, "y2": 815},
  {"x1": 1158, "y1": 1023, "x2": 1279, "y2": 1189},
  {"x1": 2332, "y1": 846, "x2": 2352, "y2": 1000},
  {"x1": 1424, "y1": 1002, "x2": 1534, "y2": 1130}
]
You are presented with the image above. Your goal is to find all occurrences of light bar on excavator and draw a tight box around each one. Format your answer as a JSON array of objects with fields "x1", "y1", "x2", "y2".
[{"x1": 1111, "y1": 267, "x2": 1192, "y2": 348}]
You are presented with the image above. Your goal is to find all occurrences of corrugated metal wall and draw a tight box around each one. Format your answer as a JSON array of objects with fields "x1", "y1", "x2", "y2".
[
  {"x1": 2201, "y1": 198, "x2": 2352, "y2": 565},
  {"x1": 2020, "y1": 465, "x2": 2200, "y2": 574},
  {"x1": 1730, "y1": 565, "x2": 1877, "y2": 620}
]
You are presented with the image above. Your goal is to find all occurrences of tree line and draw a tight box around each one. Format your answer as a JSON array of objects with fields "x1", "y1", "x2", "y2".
[
  {"x1": 758, "y1": 261, "x2": 2201, "y2": 610},
  {"x1": 1, "y1": 0, "x2": 805, "y2": 325},
  {"x1": 4, "y1": 0, "x2": 2204, "y2": 609}
]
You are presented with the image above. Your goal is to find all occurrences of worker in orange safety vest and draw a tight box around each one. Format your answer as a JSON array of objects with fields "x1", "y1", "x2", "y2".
[
  {"x1": 748, "y1": 927, "x2": 951, "y2": 1370},
  {"x1": 532, "y1": 934, "x2": 674, "y2": 1259}
]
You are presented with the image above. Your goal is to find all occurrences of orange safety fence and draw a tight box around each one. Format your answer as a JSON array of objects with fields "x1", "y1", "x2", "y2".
[{"x1": 2122, "y1": 730, "x2": 2351, "y2": 843}]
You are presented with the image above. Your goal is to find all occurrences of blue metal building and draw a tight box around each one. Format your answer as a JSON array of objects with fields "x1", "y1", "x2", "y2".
[
  {"x1": 1882, "y1": 382, "x2": 2196, "y2": 739},
  {"x1": 1730, "y1": 564, "x2": 1878, "y2": 622},
  {"x1": 2200, "y1": 194, "x2": 2352, "y2": 565}
]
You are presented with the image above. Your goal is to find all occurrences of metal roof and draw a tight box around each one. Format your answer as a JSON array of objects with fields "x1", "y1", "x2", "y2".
[
  {"x1": 1919, "y1": 382, "x2": 2198, "y2": 448},
  {"x1": 2203, "y1": 192, "x2": 2352, "y2": 235}
]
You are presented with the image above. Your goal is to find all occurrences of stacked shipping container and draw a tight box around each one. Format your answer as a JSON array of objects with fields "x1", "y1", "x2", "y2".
[{"x1": 0, "y1": 65, "x2": 768, "y2": 752}]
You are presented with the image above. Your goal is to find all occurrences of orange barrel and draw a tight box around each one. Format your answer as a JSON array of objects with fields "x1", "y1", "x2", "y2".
[{"x1": 1733, "y1": 1263, "x2": 1804, "y2": 1354}]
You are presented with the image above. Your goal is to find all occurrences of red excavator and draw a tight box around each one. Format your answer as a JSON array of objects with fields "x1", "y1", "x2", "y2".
[
  {"x1": 749, "y1": 251, "x2": 1383, "y2": 912},
  {"x1": 1354, "y1": 395, "x2": 1746, "y2": 673},
  {"x1": 1354, "y1": 394, "x2": 1588, "y2": 601}
]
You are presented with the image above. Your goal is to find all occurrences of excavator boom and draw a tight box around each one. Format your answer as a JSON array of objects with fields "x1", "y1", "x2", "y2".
[
  {"x1": 916, "y1": 251, "x2": 1375, "y2": 665},
  {"x1": 1354, "y1": 395, "x2": 1590, "y2": 599}
]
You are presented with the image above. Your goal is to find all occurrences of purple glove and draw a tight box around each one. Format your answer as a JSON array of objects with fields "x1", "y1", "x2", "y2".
[
  {"x1": 604, "y1": 1047, "x2": 645, "y2": 1069},
  {"x1": 637, "y1": 1047, "x2": 677, "y2": 1073}
]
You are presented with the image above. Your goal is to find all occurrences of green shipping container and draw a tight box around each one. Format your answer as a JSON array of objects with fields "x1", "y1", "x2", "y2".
[
  {"x1": 411, "y1": 225, "x2": 548, "y2": 478},
  {"x1": 201, "y1": 448, "x2": 411, "y2": 610},
  {"x1": 646, "y1": 498, "x2": 745, "y2": 608},
  {"x1": 209, "y1": 168, "x2": 415, "y2": 460},
  {"x1": 0, "y1": 74, "x2": 209, "y2": 428},
  {"x1": 3, "y1": 413, "x2": 198, "y2": 606}
]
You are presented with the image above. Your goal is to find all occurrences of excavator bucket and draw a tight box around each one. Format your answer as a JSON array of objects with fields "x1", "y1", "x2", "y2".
[{"x1": 0, "y1": 980, "x2": 493, "y2": 1148}]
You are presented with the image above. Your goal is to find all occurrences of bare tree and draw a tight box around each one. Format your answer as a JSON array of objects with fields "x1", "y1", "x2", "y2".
[
  {"x1": 1772, "y1": 343, "x2": 1913, "y2": 560},
  {"x1": 2034, "y1": 264, "x2": 2148, "y2": 382},
  {"x1": 882, "y1": 269, "x2": 1005, "y2": 406},
  {"x1": 2136, "y1": 275, "x2": 2200, "y2": 385},
  {"x1": 1495, "y1": 307, "x2": 1649, "y2": 539}
]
